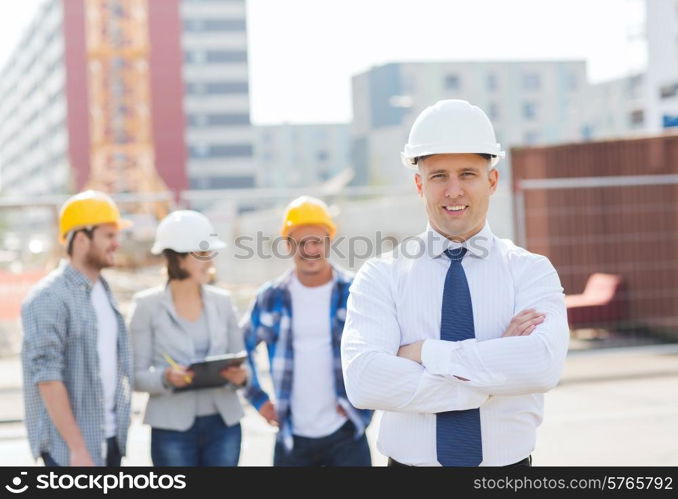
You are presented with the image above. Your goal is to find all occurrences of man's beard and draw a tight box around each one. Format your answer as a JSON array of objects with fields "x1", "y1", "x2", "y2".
[{"x1": 85, "y1": 247, "x2": 113, "y2": 270}]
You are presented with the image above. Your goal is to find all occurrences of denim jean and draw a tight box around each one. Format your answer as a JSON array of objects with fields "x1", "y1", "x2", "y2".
[
  {"x1": 274, "y1": 420, "x2": 371, "y2": 466},
  {"x1": 42, "y1": 437, "x2": 121, "y2": 467},
  {"x1": 151, "y1": 414, "x2": 241, "y2": 467}
]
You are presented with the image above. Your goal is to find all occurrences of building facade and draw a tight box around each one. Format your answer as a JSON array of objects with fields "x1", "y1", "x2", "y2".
[
  {"x1": 350, "y1": 61, "x2": 588, "y2": 186},
  {"x1": 645, "y1": 0, "x2": 678, "y2": 132},
  {"x1": 253, "y1": 123, "x2": 351, "y2": 189}
]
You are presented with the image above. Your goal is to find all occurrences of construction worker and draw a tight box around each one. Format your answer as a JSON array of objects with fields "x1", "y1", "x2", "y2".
[
  {"x1": 21, "y1": 190, "x2": 133, "y2": 466},
  {"x1": 243, "y1": 196, "x2": 373, "y2": 466},
  {"x1": 129, "y1": 210, "x2": 248, "y2": 466},
  {"x1": 341, "y1": 99, "x2": 569, "y2": 466}
]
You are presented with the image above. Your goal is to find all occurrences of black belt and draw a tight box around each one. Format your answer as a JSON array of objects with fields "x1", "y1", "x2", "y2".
[{"x1": 388, "y1": 455, "x2": 532, "y2": 467}]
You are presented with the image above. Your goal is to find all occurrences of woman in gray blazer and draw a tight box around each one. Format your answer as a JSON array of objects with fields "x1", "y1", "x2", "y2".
[{"x1": 129, "y1": 210, "x2": 248, "y2": 466}]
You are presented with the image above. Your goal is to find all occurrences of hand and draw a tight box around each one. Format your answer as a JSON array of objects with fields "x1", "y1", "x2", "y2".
[
  {"x1": 69, "y1": 446, "x2": 95, "y2": 466},
  {"x1": 220, "y1": 366, "x2": 247, "y2": 386},
  {"x1": 502, "y1": 309, "x2": 545, "y2": 337},
  {"x1": 337, "y1": 405, "x2": 347, "y2": 418},
  {"x1": 164, "y1": 366, "x2": 194, "y2": 388},
  {"x1": 258, "y1": 400, "x2": 279, "y2": 427},
  {"x1": 397, "y1": 340, "x2": 424, "y2": 364}
]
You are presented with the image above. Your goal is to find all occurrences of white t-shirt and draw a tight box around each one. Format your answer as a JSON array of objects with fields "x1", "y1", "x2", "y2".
[
  {"x1": 289, "y1": 273, "x2": 347, "y2": 438},
  {"x1": 91, "y1": 280, "x2": 118, "y2": 438}
]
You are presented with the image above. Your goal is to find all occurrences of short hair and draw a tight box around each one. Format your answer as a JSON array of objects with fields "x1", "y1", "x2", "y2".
[
  {"x1": 66, "y1": 227, "x2": 95, "y2": 257},
  {"x1": 163, "y1": 249, "x2": 190, "y2": 281}
]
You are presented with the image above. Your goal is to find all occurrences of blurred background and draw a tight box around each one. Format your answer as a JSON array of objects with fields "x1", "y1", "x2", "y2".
[{"x1": 0, "y1": 0, "x2": 676, "y2": 466}]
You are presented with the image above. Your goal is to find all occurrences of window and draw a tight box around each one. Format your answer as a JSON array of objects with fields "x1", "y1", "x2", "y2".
[
  {"x1": 581, "y1": 125, "x2": 593, "y2": 140},
  {"x1": 522, "y1": 102, "x2": 537, "y2": 120},
  {"x1": 488, "y1": 102, "x2": 499, "y2": 120},
  {"x1": 524, "y1": 131, "x2": 540, "y2": 145},
  {"x1": 568, "y1": 73, "x2": 578, "y2": 91},
  {"x1": 487, "y1": 73, "x2": 497, "y2": 91},
  {"x1": 184, "y1": 51, "x2": 247, "y2": 64},
  {"x1": 189, "y1": 144, "x2": 253, "y2": 158},
  {"x1": 185, "y1": 51, "x2": 206, "y2": 64},
  {"x1": 206, "y1": 51, "x2": 247, "y2": 63},
  {"x1": 184, "y1": 18, "x2": 247, "y2": 32},
  {"x1": 185, "y1": 81, "x2": 249, "y2": 95},
  {"x1": 523, "y1": 73, "x2": 541, "y2": 91},
  {"x1": 629, "y1": 109, "x2": 644, "y2": 126},
  {"x1": 660, "y1": 82, "x2": 678, "y2": 99},
  {"x1": 190, "y1": 175, "x2": 255, "y2": 189},
  {"x1": 444, "y1": 74, "x2": 460, "y2": 90},
  {"x1": 187, "y1": 113, "x2": 250, "y2": 127}
]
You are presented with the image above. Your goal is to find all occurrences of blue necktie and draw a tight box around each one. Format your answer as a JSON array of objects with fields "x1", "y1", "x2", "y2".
[{"x1": 436, "y1": 246, "x2": 483, "y2": 466}]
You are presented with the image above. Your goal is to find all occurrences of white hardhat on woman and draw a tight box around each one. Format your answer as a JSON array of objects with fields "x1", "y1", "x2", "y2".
[
  {"x1": 401, "y1": 99, "x2": 505, "y2": 170},
  {"x1": 151, "y1": 210, "x2": 226, "y2": 255}
]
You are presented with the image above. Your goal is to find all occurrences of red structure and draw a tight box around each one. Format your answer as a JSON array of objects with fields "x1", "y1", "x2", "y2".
[
  {"x1": 61, "y1": 0, "x2": 187, "y2": 195},
  {"x1": 512, "y1": 133, "x2": 678, "y2": 334}
]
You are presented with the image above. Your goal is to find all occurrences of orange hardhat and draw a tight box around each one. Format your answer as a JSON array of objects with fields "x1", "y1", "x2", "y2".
[
  {"x1": 58, "y1": 190, "x2": 132, "y2": 244},
  {"x1": 280, "y1": 196, "x2": 336, "y2": 239}
]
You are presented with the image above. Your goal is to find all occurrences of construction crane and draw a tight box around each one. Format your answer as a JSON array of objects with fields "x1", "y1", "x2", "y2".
[{"x1": 84, "y1": 0, "x2": 169, "y2": 219}]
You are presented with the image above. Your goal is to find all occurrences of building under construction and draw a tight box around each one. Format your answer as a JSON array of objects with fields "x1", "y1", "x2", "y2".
[{"x1": 0, "y1": 0, "x2": 254, "y2": 201}]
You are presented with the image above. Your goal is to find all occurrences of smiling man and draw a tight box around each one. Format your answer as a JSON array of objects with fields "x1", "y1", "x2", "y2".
[
  {"x1": 341, "y1": 99, "x2": 569, "y2": 467},
  {"x1": 242, "y1": 196, "x2": 372, "y2": 466},
  {"x1": 21, "y1": 190, "x2": 133, "y2": 467}
]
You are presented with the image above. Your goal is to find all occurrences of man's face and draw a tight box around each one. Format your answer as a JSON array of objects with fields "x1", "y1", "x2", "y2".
[
  {"x1": 83, "y1": 223, "x2": 120, "y2": 269},
  {"x1": 415, "y1": 153, "x2": 498, "y2": 241},
  {"x1": 287, "y1": 224, "x2": 331, "y2": 277}
]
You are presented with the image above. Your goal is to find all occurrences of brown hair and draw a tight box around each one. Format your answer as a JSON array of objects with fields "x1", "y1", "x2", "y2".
[
  {"x1": 163, "y1": 249, "x2": 190, "y2": 281},
  {"x1": 417, "y1": 153, "x2": 491, "y2": 164}
]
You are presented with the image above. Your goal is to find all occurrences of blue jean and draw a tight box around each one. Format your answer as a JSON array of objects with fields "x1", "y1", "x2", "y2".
[
  {"x1": 151, "y1": 414, "x2": 241, "y2": 467},
  {"x1": 274, "y1": 420, "x2": 371, "y2": 466}
]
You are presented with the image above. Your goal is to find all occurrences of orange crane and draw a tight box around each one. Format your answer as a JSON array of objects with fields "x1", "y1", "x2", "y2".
[{"x1": 84, "y1": 0, "x2": 169, "y2": 218}]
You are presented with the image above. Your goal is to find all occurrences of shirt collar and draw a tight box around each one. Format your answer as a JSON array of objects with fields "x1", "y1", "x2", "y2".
[
  {"x1": 422, "y1": 221, "x2": 494, "y2": 260},
  {"x1": 61, "y1": 260, "x2": 96, "y2": 289},
  {"x1": 275, "y1": 263, "x2": 350, "y2": 290}
]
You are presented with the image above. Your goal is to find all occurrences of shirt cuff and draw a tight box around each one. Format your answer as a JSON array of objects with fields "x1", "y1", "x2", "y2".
[
  {"x1": 421, "y1": 339, "x2": 461, "y2": 375},
  {"x1": 32, "y1": 370, "x2": 64, "y2": 384}
]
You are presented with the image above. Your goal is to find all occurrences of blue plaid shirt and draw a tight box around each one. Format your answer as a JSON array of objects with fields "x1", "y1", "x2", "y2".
[
  {"x1": 21, "y1": 261, "x2": 132, "y2": 466},
  {"x1": 242, "y1": 265, "x2": 373, "y2": 451}
]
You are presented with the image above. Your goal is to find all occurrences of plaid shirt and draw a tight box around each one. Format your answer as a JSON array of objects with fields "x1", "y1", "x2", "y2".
[
  {"x1": 242, "y1": 265, "x2": 373, "y2": 451},
  {"x1": 21, "y1": 261, "x2": 132, "y2": 466}
]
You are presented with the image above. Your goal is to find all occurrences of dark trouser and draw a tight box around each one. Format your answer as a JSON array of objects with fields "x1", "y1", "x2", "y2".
[
  {"x1": 42, "y1": 437, "x2": 121, "y2": 467},
  {"x1": 151, "y1": 414, "x2": 241, "y2": 467},
  {"x1": 274, "y1": 420, "x2": 371, "y2": 467},
  {"x1": 387, "y1": 455, "x2": 532, "y2": 467}
]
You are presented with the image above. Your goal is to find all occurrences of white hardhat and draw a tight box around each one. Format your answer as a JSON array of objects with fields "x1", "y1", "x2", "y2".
[
  {"x1": 151, "y1": 210, "x2": 227, "y2": 255},
  {"x1": 401, "y1": 99, "x2": 505, "y2": 170}
]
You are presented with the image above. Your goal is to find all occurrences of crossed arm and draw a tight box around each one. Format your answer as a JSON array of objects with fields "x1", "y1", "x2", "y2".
[{"x1": 340, "y1": 257, "x2": 569, "y2": 413}]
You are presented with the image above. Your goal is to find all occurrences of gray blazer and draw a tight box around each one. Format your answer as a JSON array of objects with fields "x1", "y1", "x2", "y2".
[{"x1": 129, "y1": 284, "x2": 247, "y2": 431}]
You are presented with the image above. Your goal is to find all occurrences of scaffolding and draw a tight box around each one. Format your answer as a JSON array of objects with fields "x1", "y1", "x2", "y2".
[{"x1": 84, "y1": 0, "x2": 168, "y2": 218}]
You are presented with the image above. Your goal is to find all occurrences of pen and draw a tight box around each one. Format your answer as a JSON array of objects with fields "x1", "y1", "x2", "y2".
[{"x1": 162, "y1": 353, "x2": 192, "y2": 384}]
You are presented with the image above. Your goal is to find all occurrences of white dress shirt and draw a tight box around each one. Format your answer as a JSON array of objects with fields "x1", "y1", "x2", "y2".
[{"x1": 341, "y1": 222, "x2": 569, "y2": 466}]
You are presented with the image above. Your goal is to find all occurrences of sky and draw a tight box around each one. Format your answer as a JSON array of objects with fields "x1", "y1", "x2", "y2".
[{"x1": 0, "y1": 0, "x2": 647, "y2": 124}]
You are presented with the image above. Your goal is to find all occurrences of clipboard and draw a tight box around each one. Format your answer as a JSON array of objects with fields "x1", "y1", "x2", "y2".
[{"x1": 174, "y1": 350, "x2": 248, "y2": 392}]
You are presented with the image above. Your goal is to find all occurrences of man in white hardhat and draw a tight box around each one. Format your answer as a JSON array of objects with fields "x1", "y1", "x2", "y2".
[
  {"x1": 342, "y1": 99, "x2": 569, "y2": 466},
  {"x1": 129, "y1": 210, "x2": 248, "y2": 466}
]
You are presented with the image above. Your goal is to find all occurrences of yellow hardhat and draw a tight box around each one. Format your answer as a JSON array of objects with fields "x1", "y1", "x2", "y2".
[
  {"x1": 58, "y1": 190, "x2": 133, "y2": 244},
  {"x1": 280, "y1": 196, "x2": 337, "y2": 239}
]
